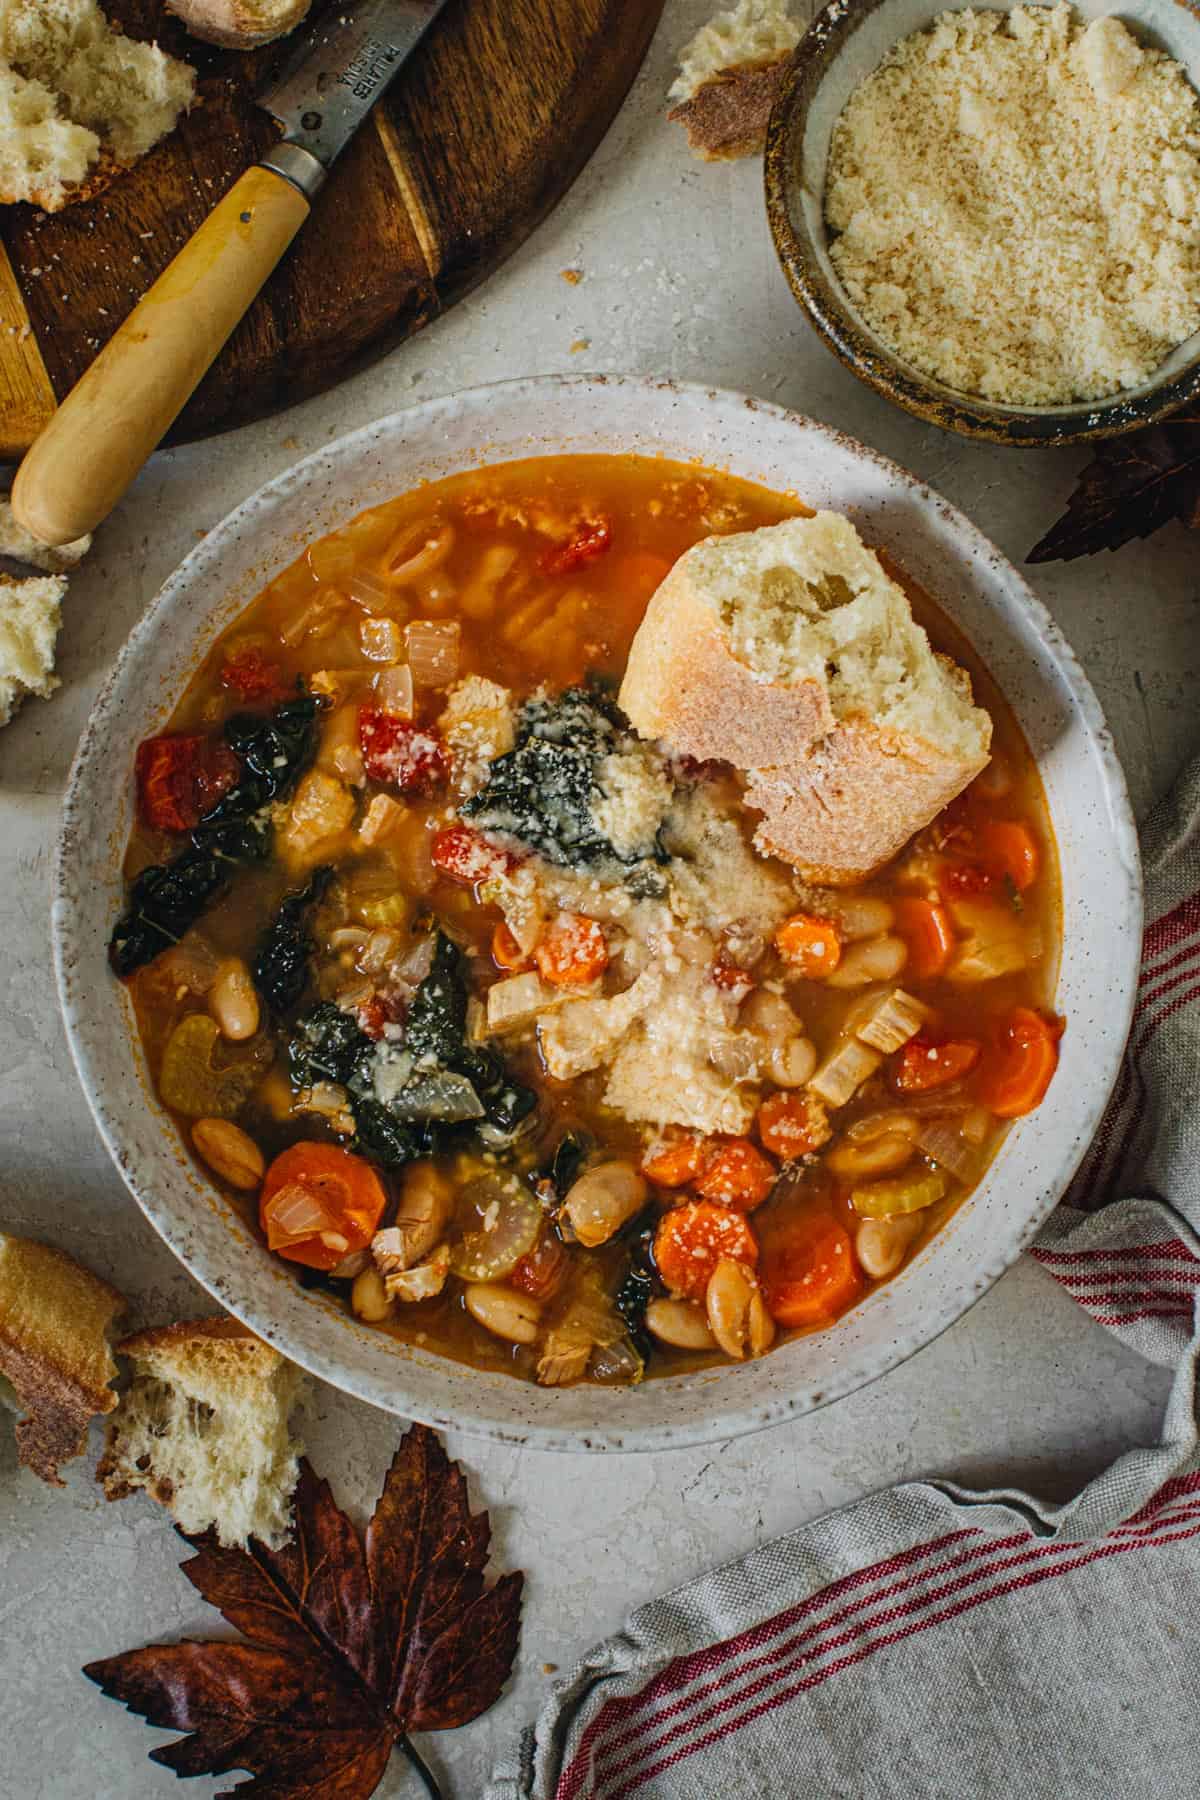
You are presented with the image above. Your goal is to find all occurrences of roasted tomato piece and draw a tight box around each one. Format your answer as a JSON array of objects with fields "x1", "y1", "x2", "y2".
[
  {"x1": 135, "y1": 734, "x2": 240, "y2": 834},
  {"x1": 220, "y1": 647, "x2": 288, "y2": 704},
  {"x1": 359, "y1": 706, "x2": 447, "y2": 792},
  {"x1": 431, "y1": 824, "x2": 521, "y2": 886},
  {"x1": 539, "y1": 516, "x2": 612, "y2": 575}
]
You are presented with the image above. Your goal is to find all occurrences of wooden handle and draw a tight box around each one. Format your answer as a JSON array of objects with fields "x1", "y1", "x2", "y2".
[{"x1": 11, "y1": 165, "x2": 310, "y2": 547}]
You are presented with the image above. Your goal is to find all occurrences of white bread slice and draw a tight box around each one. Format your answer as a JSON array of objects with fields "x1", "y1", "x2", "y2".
[
  {"x1": 166, "y1": 0, "x2": 312, "y2": 51},
  {"x1": 619, "y1": 513, "x2": 992, "y2": 884},
  {"x1": 97, "y1": 1317, "x2": 305, "y2": 1549},
  {"x1": 0, "y1": 0, "x2": 195, "y2": 210},
  {"x1": 0, "y1": 571, "x2": 66, "y2": 727},
  {"x1": 0, "y1": 1231, "x2": 125, "y2": 1485}
]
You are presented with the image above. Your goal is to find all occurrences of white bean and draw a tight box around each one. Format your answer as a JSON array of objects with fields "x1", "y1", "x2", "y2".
[
  {"x1": 742, "y1": 988, "x2": 802, "y2": 1049},
  {"x1": 855, "y1": 1213, "x2": 924, "y2": 1280},
  {"x1": 824, "y1": 934, "x2": 908, "y2": 989},
  {"x1": 209, "y1": 958, "x2": 260, "y2": 1042},
  {"x1": 191, "y1": 1118, "x2": 264, "y2": 1190},
  {"x1": 352, "y1": 1267, "x2": 392, "y2": 1322},
  {"x1": 769, "y1": 1036, "x2": 817, "y2": 1088},
  {"x1": 645, "y1": 1298, "x2": 716, "y2": 1351},
  {"x1": 827, "y1": 1133, "x2": 916, "y2": 1180},
  {"x1": 705, "y1": 1259, "x2": 776, "y2": 1362},
  {"x1": 465, "y1": 1281, "x2": 541, "y2": 1345},
  {"x1": 829, "y1": 896, "x2": 896, "y2": 941},
  {"x1": 563, "y1": 1161, "x2": 647, "y2": 1248}
]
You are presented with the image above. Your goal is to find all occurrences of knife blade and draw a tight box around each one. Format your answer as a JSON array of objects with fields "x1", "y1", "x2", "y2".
[{"x1": 260, "y1": 0, "x2": 452, "y2": 190}]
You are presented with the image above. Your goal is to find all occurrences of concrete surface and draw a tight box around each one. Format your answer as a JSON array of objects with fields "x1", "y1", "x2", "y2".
[{"x1": 0, "y1": 2, "x2": 1194, "y2": 1795}]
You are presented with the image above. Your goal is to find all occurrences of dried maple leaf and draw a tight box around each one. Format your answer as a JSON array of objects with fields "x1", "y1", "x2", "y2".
[
  {"x1": 1027, "y1": 413, "x2": 1200, "y2": 563},
  {"x1": 84, "y1": 1424, "x2": 523, "y2": 1800}
]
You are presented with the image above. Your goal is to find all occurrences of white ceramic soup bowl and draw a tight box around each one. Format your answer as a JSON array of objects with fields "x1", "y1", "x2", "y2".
[{"x1": 54, "y1": 375, "x2": 1141, "y2": 1451}]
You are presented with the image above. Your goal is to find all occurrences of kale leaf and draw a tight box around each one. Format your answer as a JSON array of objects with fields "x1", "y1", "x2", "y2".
[
  {"x1": 462, "y1": 686, "x2": 634, "y2": 869},
  {"x1": 253, "y1": 866, "x2": 333, "y2": 1016},
  {"x1": 288, "y1": 1001, "x2": 374, "y2": 1091},
  {"x1": 287, "y1": 933, "x2": 536, "y2": 1170},
  {"x1": 404, "y1": 932, "x2": 471, "y2": 1067},
  {"x1": 615, "y1": 1218, "x2": 661, "y2": 1364},
  {"x1": 109, "y1": 695, "x2": 323, "y2": 977}
]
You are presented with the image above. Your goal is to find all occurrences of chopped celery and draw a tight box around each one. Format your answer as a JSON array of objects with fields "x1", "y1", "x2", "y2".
[{"x1": 850, "y1": 1168, "x2": 948, "y2": 1219}]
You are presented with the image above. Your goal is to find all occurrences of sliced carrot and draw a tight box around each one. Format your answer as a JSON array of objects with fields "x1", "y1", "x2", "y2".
[
  {"x1": 757, "y1": 1092, "x2": 831, "y2": 1160},
  {"x1": 893, "y1": 896, "x2": 956, "y2": 980},
  {"x1": 893, "y1": 1034, "x2": 981, "y2": 1093},
  {"x1": 774, "y1": 912, "x2": 842, "y2": 980},
  {"x1": 693, "y1": 1138, "x2": 777, "y2": 1212},
  {"x1": 641, "y1": 1131, "x2": 708, "y2": 1189},
  {"x1": 492, "y1": 921, "x2": 531, "y2": 972},
  {"x1": 978, "y1": 819, "x2": 1040, "y2": 892},
  {"x1": 534, "y1": 914, "x2": 609, "y2": 987},
  {"x1": 761, "y1": 1217, "x2": 862, "y2": 1328},
  {"x1": 260, "y1": 1142, "x2": 388, "y2": 1272},
  {"x1": 653, "y1": 1201, "x2": 759, "y2": 1301},
  {"x1": 975, "y1": 1007, "x2": 1062, "y2": 1118}
]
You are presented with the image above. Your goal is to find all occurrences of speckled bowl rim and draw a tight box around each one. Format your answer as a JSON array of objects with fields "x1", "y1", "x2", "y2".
[
  {"x1": 53, "y1": 373, "x2": 1142, "y2": 1451},
  {"x1": 764, "y1": 0, "x2": 1200, "y2": 446}
]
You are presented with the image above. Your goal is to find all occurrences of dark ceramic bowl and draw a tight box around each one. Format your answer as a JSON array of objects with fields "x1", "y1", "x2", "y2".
[{"x1": 765, "y1": 0, "x2": 1200, "y2": 446}]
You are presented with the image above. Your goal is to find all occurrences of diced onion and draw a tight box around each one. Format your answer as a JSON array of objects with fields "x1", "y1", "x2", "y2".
[
  {"x1": 386, "y1": 524, "x2": 455, "y2": 585},
  {"x1": 962, "y1": 1106, "x2": 992, "y2": 1146},
  {"x1": 406, "y1": 618, "x2": 461, "y2": 688},
  {"x1": 346, "y1": 567, "x2": 396, "y2": 613},
  {"x1": 264, "y1": 1182, "x2": 332, "y2": 1248},
  {"x1": 308, "y1": 538, "x2": 357, "y2": 584},
  {"x1": 916, "y1": 1122, "x2": 983, "y2": 1184},
  {"x1": 375, "y1": 662, "x2": 414, "y2": 717},
  {"x1": 360, "y1": 616, "x2": 403, "y2": 662}
]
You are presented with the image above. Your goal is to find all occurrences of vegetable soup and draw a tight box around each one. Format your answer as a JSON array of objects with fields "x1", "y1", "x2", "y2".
[{"x1": 112, "y1": 455, "x2": 1062, "y2": 1386}]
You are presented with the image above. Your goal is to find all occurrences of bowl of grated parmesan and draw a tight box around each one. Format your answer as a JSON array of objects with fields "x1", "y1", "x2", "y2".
[{"x1": 765, "y1": 0, "x2": 1200, "y2": 443}]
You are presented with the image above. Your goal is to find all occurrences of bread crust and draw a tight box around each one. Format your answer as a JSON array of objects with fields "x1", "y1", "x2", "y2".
[
  {"x1": 746, "y1": 720, "x2": 990, "y2": 884},
  {"x1": 667, "y1": 54, "x2": 794, "y2": 161},
  {"x1": 0, "y1": 1234, "x2": 125, "y2": 1485},
  {"x1": 619, "y1": 558, "x2": 834, "y2": 765},
  {"x1": 166, "y1": 0, "x2": 312, "y2": 49}
]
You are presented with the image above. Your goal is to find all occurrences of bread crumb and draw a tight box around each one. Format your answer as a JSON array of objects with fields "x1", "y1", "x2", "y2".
[
  {"x1": 669, "y1": 0, "x2": 799, "y2": 103},
  {"x1": 570, "y1": 339, "x2": 590, "y2": 354},
  {"x1": 825, "y1": 4, "x2": 1200, "y2": 404},
  {"x1": 560, "y1": 268, "x2": 583, "y2": 285},
  {"x1": 0, "y1": 572, "x2": 66, "y2": 728}
]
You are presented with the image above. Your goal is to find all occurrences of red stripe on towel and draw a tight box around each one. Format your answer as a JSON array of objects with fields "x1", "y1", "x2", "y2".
[
  {"x1": 1142, "y1": 890, "x2": 1200, "y2": 962},
  {"x1": 591, "y1": 1521, "x2": 1200, "y2": 1799}
]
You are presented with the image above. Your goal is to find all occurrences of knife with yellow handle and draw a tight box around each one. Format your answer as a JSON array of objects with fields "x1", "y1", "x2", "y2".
[{"x1": 12, "y1": 0, "x2": 449, "y2": 549}]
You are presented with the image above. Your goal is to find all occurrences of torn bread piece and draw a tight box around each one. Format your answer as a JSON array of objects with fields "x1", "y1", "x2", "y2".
[
  {"x1": 0, "y1": 1232, "x2": 125, "y2": 1485},
  {"x1": 0, "y1": 0, "x2": 196, "y2": 211},
  {"x1": 668, "y1": 0, "x2": 800, "y2": 161},
  {"x1": 97, "y1": 1317, "x2": 305, "y2": 1549},
  {"x1": 0, "y1": 572, "x2": 66, "y2": 727},
  {"x1": 166, "y1": 0, "x2": 312, "y2": 51},
  {"x1": 619, "y1": 512, "x2": 991, "y2": 884},
  {"x1": 0, "y1": 498, "x2": 90, "y2": 572}
]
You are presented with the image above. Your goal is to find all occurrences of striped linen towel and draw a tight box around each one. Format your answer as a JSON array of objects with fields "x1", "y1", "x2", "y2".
[{"x1": 487, "y1": 759, "x2": 1200, "y2": 1800}]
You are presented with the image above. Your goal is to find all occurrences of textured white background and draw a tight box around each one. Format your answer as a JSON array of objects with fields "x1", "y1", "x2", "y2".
[{"x1": 1, "y1": 3, "x2": 1196, "y2": 1795}]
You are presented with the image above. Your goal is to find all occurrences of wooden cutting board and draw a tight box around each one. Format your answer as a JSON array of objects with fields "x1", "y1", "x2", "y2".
[{"x1": 0, "y1": 0, "x2": 666, "y2": 460}]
